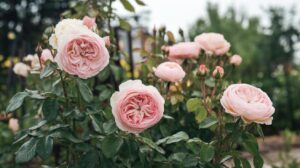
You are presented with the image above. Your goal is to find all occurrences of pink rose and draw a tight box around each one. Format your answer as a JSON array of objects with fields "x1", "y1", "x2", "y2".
[
  {"x1": 41, "y1": 49, "x2": 54, "y2": 64},
  {"x1": 55, "y1": 30, "x2": 109, "y2": 79},
  {"x1": 194, "y1": 33, "x2": 230, "y2": 55},
  {"x1": 212, "y1": 66, "x2": 224, "y2": 78},
  {"x1": 82, "y1": 16, "x2": 96, "y2": 29},
  {"x1": 230, "y1": 54, "x2": 242, "y2": 66},
  {"x1": 198, "y1": 64, "x2": 209, "y2": 75},
  {"x1": 13, "y1": 62, "x2": 30, "y2": 77},
  {"x1": 153, "y1": 62, "x2": 186, "y2": 82},
  {"x1": 221, "y1": 84, "x2": 275, "y2": 125},
  {"x1": 110, "y1": 80, "x2": 165, "y2": 133},
  {"x1": 168, "y1": 42, "x2": 200, "y2": 60},
  {"x1": 8, "y1": 118, "x2": 19, "y2": 133}
]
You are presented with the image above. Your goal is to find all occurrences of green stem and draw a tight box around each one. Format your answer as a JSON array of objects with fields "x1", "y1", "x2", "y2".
[{"x1": 59, "y1": 71, "x2": 68, "y2": 106}]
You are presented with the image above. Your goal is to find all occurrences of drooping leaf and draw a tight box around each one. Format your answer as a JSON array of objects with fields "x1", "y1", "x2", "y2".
[
  {"x1": 36, "y1": 136, "x2": 53, "y2": 159},
  {"x1": 140, "y1": 137, "x2": 165, "y2": 154},
  {"x1": 42, "y1": 99, "x2": 59, "y2": 121},
  {"x1": 156, "y1": 131, "x2": 189, "y2": 145},
  {"x1": 77, "y1": 79, "x2": 93, "y2": 103},
  {"x1": 101, "y1": 135, "x2": 123, "y2": 158},
  {"x1": 199, "y1": 117, "x2": 218, "y2": 128},
  {"x1": 40, "y1": 62, "x2": 57, "y2": 79},
  {"x1": 16, "y1": 138, "x2": 38, "y2": 163},
  {"x1": 253, "y1": 154, "x2": 264, "y2": 168},
  {"x1": 6, "y1": 92, "x2": 29, "y2": 112},
  {"x1": 120, "y1": 0, "x2": 135, "y2": 12}
]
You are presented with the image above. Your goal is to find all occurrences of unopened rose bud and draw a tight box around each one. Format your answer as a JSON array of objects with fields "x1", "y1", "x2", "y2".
[
  {"x1": 8, "y1": 118, "x2": 19, "y2": 133},
  {"x1": 230, "y1": 54, "x2": 242, "y2": 66},
  {"x1": 82, "y1": 16, "x2": 96, "y2": 29},
  {"x1": 35, "y1": 44, "x2": 43, "y2": 57},
  {"x1": 198, "y1": 64, "x2": 209, "y2": 75},
  {"x1": 212, "y1": 66, "x2": 224, "y2": 78},
  {"x1": 103, "y1": 36, "x2": 110, "y2": 47},
  {"x1": 13, "y1": 62, "x2": 30, "y2": 77},
  {"x1": 40, "y1": 49, "x2": 54, "y2": 64}
]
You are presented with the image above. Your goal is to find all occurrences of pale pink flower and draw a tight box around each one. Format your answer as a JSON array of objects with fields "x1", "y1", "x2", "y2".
[
  {"x1": 103, "y1": 36, "x2": 110, "y2": 47},
  {"x1": 40, "y1": 49, "x2": 54, "y2": 64},
  {"x1": 230, "y1": 54, "x2": 242, "y2": 66},
  {"x1": 110, "y1": 80, "x2": 165, "y2": 133},
  {"x1": 13, "y1": 62, "x2": 30, "y2": 77},
  {"x1": 212, "y1": 66, "x2": 224, "y2": 78},
  {"x1": 55, "y1": 30, "x2": 110, "y2": 79},
  {"x1": 220, "y1": 84, "x2": 275, "y2": 125},
  {"x1": 82, "y1": 16, "x2": 96, "y2": 29},
  {"x1": 168, "y1": 42, "x2": 200, "y2": 60},
  {"x1": 194, "y1": 32, "x2": 230, "y2": 55},
  {"x1": 153, "y1": 62, "x2": 186, "y2": 82},
  {"x1": 198, "y1": 64, "x2": 209, "y2": 75},
  {"x1": 8, "y1": 118, "x2": 19, "y2": 133}
]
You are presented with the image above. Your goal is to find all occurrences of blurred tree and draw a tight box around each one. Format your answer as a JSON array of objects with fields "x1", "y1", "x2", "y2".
[{"x1": 0, "y1": 0, "x2": 69, "y2": 60}]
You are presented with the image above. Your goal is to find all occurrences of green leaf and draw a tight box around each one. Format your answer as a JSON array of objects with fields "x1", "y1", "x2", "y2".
[
  {"x1": 256, "y1": 124, "x2": 264, "y2": 138},
  {"x1": 166, "y1": 31, "x2": 175, "y2": 43},
  {"x1": 29, "y1": 120, "x2": 47, "y2": 130},
  {"x1": 199, "y1": 117, "x2": 218, "y2": 128},
  {"x1": 79, "y1": 150, "x2": 100, "y2": 168},
  {"x1": 156, "y1": 131, "x2": 189, "y2": 145},
  {"x1": 42, "y1": 99, "x2": 59, "y2": 121},
  {"x1": 16, "y1": 138, "x2": 38, "y2": 163},
  {"x1": 50, "y1": 130, "x2": 82, "y2": 143},
  {"x1": 140, "y1": 137, "x2": 165, "y2": 154},
  {"x1": 6, "y1": 92, "x2": 29, "y2": 112},
  {"x1": 119, "y1": 18, "x2": 131, "y2": 31},
  {"x1": 168, "y1": 152, "x2": 186, "y2": 162},
  {"x1": 135, "y1": 0, "x2": 145, "y2": 5},
  {"x1": 195, "y1": 107, "x2": 207, "y2": 123},
  {"x1": 77, "y1": 79, "x2": 93, "y2": 103},
  {"x1": 36, "y1": 136, "x2": 53, "y2": 159},
  {"x1": 186, "y1": 98, "x2": 201, "y2": 112},
  {"x1": 242, "y1": 133, "x2": 259, "y2": 155},
  {"x1": 253, "y1": 154, "x2": 264, "y2": 168},
  {"x1": 102, "y1": 135, "x2": 123, "y2": 158},
  {"x1": 199, "y1": 144, "x2": 215, "y2": 162},
  {"x1": 40, "y1": 62, "x2": 57, "y2": 79},
  {"x1": 99, "y1": 89, "x2": 113, "y2": 101},
  {"x1": 240, "y1": 158, "x2": 251, "y2": 168},
  {"x1": 120, "y1": 0, "x2": 135, "y2": 12},
  {"x1": 103, "y1": 120, "x2": 117, "y2": 134},
  {"x1": 90, "y1": 114, "x2": 103, "y2": 133}
]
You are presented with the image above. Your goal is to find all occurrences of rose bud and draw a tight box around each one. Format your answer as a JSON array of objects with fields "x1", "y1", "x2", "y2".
[
  {"x1": 103, "y1": 36, "x2": 110, "y2": 47},
  {"x1": 82, "y1": 16, "x2": 96, "y2": 29},
  {"x1": 212, "y1": 66, "x2": 224, "y2": 78},
  {"x1": 198, "y1": 64, "x2": 209, "y2": 75},
  {"x1": 13, "y1": 62, "x2": 30, "y2": 77},
  {"x1": 40, "y1": 49, "x2": 54, "y2": 64},
  {"x1": 230, "y1": 54, "x2": 242, "y2": 66},
  {"x1": 8, "y1": 118, "x2": 19, "y2": 133}
]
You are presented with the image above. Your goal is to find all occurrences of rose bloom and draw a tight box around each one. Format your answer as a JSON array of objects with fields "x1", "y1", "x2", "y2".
[
  {"x1": 198, "y1": 64, "x2": 209, "y2": 75},
  {"x1": 212, "y1": 66, "x2": 224, "y2": 78},
  {"x1": 49, "y1": 18, "x2": 93, "y2": 49},
  {"x1": 194, "y1": 32, "x2": 230, "y2": 55},
  {"x1": 221, "y1": 84, "x2": 275, "y2": 125},
  {"x1": 13, "y1": 62, "x2": 30, "y2": 77},
  {"x1": 55, "y1": 29, "x2": 110, "y2": 79},
  {"x1": 168, "y1": 42, "x2": 200, "y2": 61},
  {"x1": 82, "y1": 16, "x2": 96, "y2": 29},
  {"x1": 8, "y1": 118, "x2": 19, "y2": 133},
  {"x1": 153, "y1": 62, "x2": 186, "y2": 82},
  {"x1": 40, "y1": 49, "x2": 54, "y2": 64},
  {"x1": 110, "y1": 80, "x2": 165, "y2": 133},
  {"x1": 230, "y1": 54, "x2": 242, "y2": 66}
]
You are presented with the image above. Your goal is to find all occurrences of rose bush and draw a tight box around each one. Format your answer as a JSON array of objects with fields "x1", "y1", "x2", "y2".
[{"x1": 4, "y1": 0, "x2": 275, "y2": 167}]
